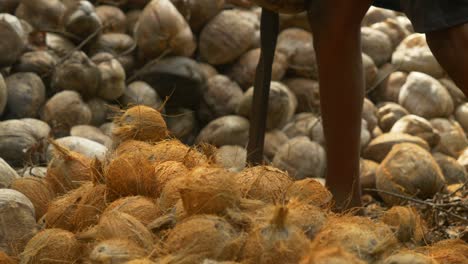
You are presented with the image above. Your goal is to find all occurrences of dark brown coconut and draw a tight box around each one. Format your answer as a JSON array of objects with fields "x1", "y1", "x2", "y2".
[
  {"x1": 300, "y1": 247, "x2": 366, "y2": 264},
  {"x1": 10, "y1": 177, "x2": 55, "y2": 220},
  {"x1": 20, "y1": 229, "x2": 81, "y2": 264},
  {"x1": 286, "y1": 178, "x2": 332, "y2": 208},
  {"x1": 381, "y1": 206, "x2": 427, "y2": 245},
  {"x1": 104, "y1": 196, "x2": 161, "y2": 226}
]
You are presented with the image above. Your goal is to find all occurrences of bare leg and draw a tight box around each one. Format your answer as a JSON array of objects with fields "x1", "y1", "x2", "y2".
[
  {"x1": 307, "y1": 0, "x2": 372, "y2": 211},
  {"x1": 426, "y1": 23, "x2": 468, "y2": 94}
]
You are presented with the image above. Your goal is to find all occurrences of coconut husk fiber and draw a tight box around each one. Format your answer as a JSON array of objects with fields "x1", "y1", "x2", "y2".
[
  {"x1": 125, "y1": 258, "x2": 156, "y2": 264},
  {"x1": 20, "y1": 228, "x2": 81, "y2": 264},
  {"x1": 241, "y1": 206, "x2": 311, "y2": 264},
  {"x1": 112, "y1": 140, "x2": 157, "y2": 158},
  {"x1": 10, "y1": 176, "x2": 55, "y2": 220},
  {"x1": 381, "y1": 206, "x2": 427, "y2": 245},
  {"x1": 179, "y1": 166, "x2": 241, "y2": 216},
  {"x1": 45, "y1": 140, "x2": 95, "y2": 195},
  {"x1": 104, "y1": 196, "x2": 161, "y2": 226},
  {"x1": 0, "y1": 251, "x2": 16, "y2": 264},
  {"x1": 45, "y1": 182, "x2": 108, "y2": 232},
  {"x1": 381, "y1": 251, "x2": 438, "y2": 264},
  {"x1": 154, "y1": 161, "x2": 189, "y2": 196},
  {"x1": 300, "y1": 247, "x2": 366, "y2": 264},
  {"x1": 285, "y1": 178, "x2": 333, "y2": 208},
  {"x1": 235, "y1": 166, "x2": 293, "y2": 203},
  {"x1": 113, "y1": 105, "x2": 169, "y2": 143},
  {"x1": 159, "y1": 176, "x2": 187, "y2": 212},
  {"x1": 311, "y1": 216, "x2": 399, "y2": 263},
  {"x1": 151, "y1": 139, "x2": 208, "y2": 168},
  {"x1": 90, "y1": 239, "x2": 147, "y2": 264},
  {"x1": 418, "y1": 239, "x2": 468, "y2": 264}
]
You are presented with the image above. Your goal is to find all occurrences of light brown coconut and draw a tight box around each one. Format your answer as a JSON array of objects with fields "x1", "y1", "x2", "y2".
[
  {"x1": 286, "y1": 178, "x2": 332, "y2": 208},
  {"x1": 382, "y1": 251, "x2": 438, "y2": 264},
  {"x1": 282, "y1": 112, "x2": 318, "y2": 139},
  {"x1": 395, "y1": 16, "x2": 414, "y2": 33},
  {"x1": 11, "y1": 51, "x2": 57, "y2": 85},
  {"x1": 20, "y1": 228, "x2": 81, "y2": 264},
  {"x1": 96, "y1": 5, "x2": 126, "y2": 33},
  {"x1": 311, "y1": 216, "x2": 398, "y2": 263},
  {"x1": 126, "y1": 259, "x2": 156, "y2": 264},
  {"x1": 237, "y1": 82, "x2": 297, "y2": 130},
  {"x1": 125, "y1": 9, "x2": 141, "y2": 34},
  {"x1": 159, "y1": 176, "x2": 187, "y2": 212},
  {"x1": 362, "y1": 53, "x2": 379, "y2": 89},
  {"x1": 214, "y1": 145, "x2": 247, "y2": 172},
  {"x1": 171, "y1": 0, "x2": 225, "y2": 32},
  {"x1": 277, "y1": 28, "x2": 312, "y2": 61},
  {"x1": 360, "y1": 159, "x2": 379, "y2": 193},
  {"x1": 10, "y1": 177, "x2": 55, "y2": 220},
  {"x1": 104, "y1": 196, "x2": 161, "y2": 226},
  {"x1": 433, "y1": 152, "x2": 467, "y2": 184},
  {"x1": 88, "y1": 31, "x2": 135, "y2": 57},
  {"x1": 457, "y1": 147, "x2": 468, "y2": 172},
  {"x1": 45, "y1": 32, "x2": 76, "y2": 57},
  {"x1": 241, "y1": 205, "x2": 311, "y2": 264},
  {"x1": 264, "y1": 129, "x2": 289, "y2": 160},
  {"x1": 154, "y1": 161, "x2": 189, "y2": 196},
  {"x1": 371, "y1": 18, "x2": 409, "y2": 49},
  {"x1": 120, "y1": 81, "x2": 164, "y2": 110},
  {"x1": 90, "y1": 239, "x2": 147, "y2": 264},
  {"x1": 4, "y1": 72, "x2": 45, "y2": 119},
  {"x1": 63, "y1": 1, "x2": 102, "y2": 41},
  {"x1": 165, "y1": 108, "x2": 197, "y2": 143},
  {"x1": 0, "y1": 157, "x2": 19, "y2": 188},
  {"x1": 112, "y1": 139, "x2": 155, "y2": 157},
  {"x1": 164, "y1": 215, "x2": 242, "y2": 262},
  {"x1": 0, "y1": 14, "x2": 25, "y2": 68},
  {"x1": 440, "y1": 78, "x2": 466, "y2": 108},
  {"x1": 71, "y1": 125, "x2": 112, "y2": 148},
  {"x1": 151, "y1": 139, "x2": 208, "y2": 168},
  {"x1": 431, "y1": 118, "x2": 468, "y2": 158},
  {"x1": 390, "y1": 115, "x2": 439, "y2": 147},
  {"x1": 46, "y1": 136, "x2": 108, "y2": 162},
  {"x1": 273, "y1": 136, "x2": 326, "y2": 180},
  {"x1": 92, "y1": 52, "x2": 126, "y2": 101},
  {"x1": 381, "y1": 206, "x2": 427, "y2": 245},
  {"x1": 282, "y1": 78, "x2": 320, "y2": 113},
  {"x1": 45, "y1": 182, "x2": 108, "y2": 232},
  {"x1": 455, "y1": 102, "x2": 468, "y2": 134},
  {"x1": 399, "y1": 72, "x2": 453, "y2": 119},
  {"x1": 0, "y1": 74, "x2": 6, "y2": 117},
  {"x1": 372, "y1": 71, "x2": 408, "y2": 103},
  {"x1": 283, "y1": 32, "x2": 318, "y2": 79},
  {"x1": 362, "y1": 6, "x2": 398, "y2": 26},
  {"x1": 45, "y1": 141, "x2": 94, "y2": 194},
  {"x1": 51, "y1": 51, "x2": 101, "y2": 99},
  {"x1": 15, "y1": 0, "x2": 64, "y2": 31},
  {"x1": 363, "y1": 132, "x2": 430, "y2": 162},
  {"x1": 419, "y1": 239, "x2": 468, "y2": 264},
  {"x1": 0, "y1": 251, "x2": 15, "y2": 264},
  {"x1": 113, "y1": 105, "x2": 169, "y2": 143},
  {"x1": 376, "y1": 143, "x2": 446, "y2": 205},
  {"x1": 362, "y1": 98, "x2": 378, "y2": 131},
  {"x1": 100, "y1": 122, "x2": 115, "y2": 137},
  {"x1": 179, "y1": 166, "x2": 241, "y2": 216},
  {"x1": 300, "y1": 247, "x2": 366, "y2": 264},
  {"x1": 20, "y1": 118, "x2": 50, "y2": 142},
  {"x1": 198, "y1": 62, "x2": 218, "y2": 80},
  {"x1": 196, "y1": 115, "x2": 250, "y2": 147},
  {"x1": 235, "y1": 165, "x2": 293, "y2": 203},
  {"x1": 377, "y1": 102, "x2": 410, "y2": 132},
  {"x1": 0, "y1": 189, "x2": 37, "y2": 256},
  {"x1": 228, "y1": 49, "x2": 287, "y2": 90},
  {"x1": 136, "y1": 0, "x2": 195, "y2": 62},
  {"x1": 361, "y1": 27, "x2": 393, "y2": 66},
  {"x1": 199, "y1": 9, "x2": 256, "y2": 65}
]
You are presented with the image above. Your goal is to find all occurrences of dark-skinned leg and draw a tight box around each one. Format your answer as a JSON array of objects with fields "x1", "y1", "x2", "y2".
[
  {"x1": 307, "y1": 0, "x2": 373, "y2": 211},
  {"x1": 426, "y1": 23, "x2": 468, "y2": 94}
]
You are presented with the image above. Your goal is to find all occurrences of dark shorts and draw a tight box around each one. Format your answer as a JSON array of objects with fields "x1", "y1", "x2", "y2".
[{"x1": 373, "y1": 0, "x2": 468, "y2": 33}]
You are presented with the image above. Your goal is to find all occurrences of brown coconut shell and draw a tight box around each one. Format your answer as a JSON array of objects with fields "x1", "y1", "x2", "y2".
[
  {"x1": 10, "y1": 177, "x2": 55, "y2": 220},
  {"x1": 96, "y1": 5, "x2": 126, "y2": 33},
  {"x1": 196, "y1": 115, "x2": 250, "y2": 148},
  {"x1": 113, "y1": 105, "x2": 169, "y2": 143},
  {"x1": 90, "y1": 239, "x2": 147, "y2": 264},
  {"x1": 19, "y1": 229, "x2": 81, "y2": 264},
  {"x1": 433, "y1": 152, "x2": 468, "y2": 185},
  {"x1": 286, "y1": 178, "x2": 332, "y2": 208},
  {"x1": 440, "y1": 78, "x2": 466, "y2": 108},
  {"x1": 360, "y1": 159, "x2": 379, "y2": 193},
  {"x1": 0, "y1": 251, "x2": 15, "y2": 264},
  {"x1": 45, "y1": 182, "x2": 108, "y2": 232},
  {"x1": 235, "y1": 165, "x2": 293, "y2": 203},
  {"x1": 104, "y1": 196, "x2": 161, "y2": 226},
  {"x1": 126, "y1": 259, "x2": 156, "y2": 264},
  {"x1": 363, "y1": 132, "x2": 430, "y2": 162},
  {"x1": 300, "y1": 247, "x2": 366, "y2": 264},
  {"x1": 381, "y1": 206, "x2": 427, "y2": 244},
  {"x1": 390, "y1": 114, "x2": 440, "y2": 147},
  {"x1": 151, "y1": 139, "x2": 208, "y2": 168},
  {"x1": 171, "y1": 0, "x2": 225, "y2": 32},
  {"x1": 377, "y1": 103, "x2": 410, "y2": 133},
  {"x1": 419, "y1": 239, "x2": 468, "y2": 264}
]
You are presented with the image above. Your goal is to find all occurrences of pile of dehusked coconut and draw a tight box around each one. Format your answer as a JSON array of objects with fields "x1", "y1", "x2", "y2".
[{"x1": 0, "y1": 0, "x2": 467, "y2": 263}]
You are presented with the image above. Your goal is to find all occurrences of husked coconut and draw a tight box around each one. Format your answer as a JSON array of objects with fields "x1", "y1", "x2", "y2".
[
  {"x1": 0, "y1": 189, "x2": 37, "y2": 255},
  {"x1": 199, "y1": 9, "x2": 255, "y2": 65},
  {"x1": 249, "y1": 0, "x2": 304, "y2": 13},
  {"x1": 377, "y1": 102, "x2": 409, "y2": 132},
  {"x1": 399, "y1": 72, "x2": 453, "y2": 119},
  {"x1": 376, "y1": 143, "x2": 446, "y2": 205},
  {"x1": 282, "y1": 112, "x2": 318, "y2": 139},
  {"x1": 198, "y1": 62, "x2": 218, "y2": 80},
  {"x1": 11, "y1": 177, "x2": 55, "y2": 220},
  {"x1": 286, "y1": 178, "x2": 333, "y2": 208},
  {"x1": 455, "y1": 102, "x2": 468, "y2": 133},
  {"x1": 196, "y1": 115, "x2": 250, "y2": 147},
  {"x1": 237, "y1": 82, "x2": 297, "y2": 130},
  {"x1": 395, "y1": 16, "x2": 414, "y2": 33},
  {"x1": 4, "y1": 72, "x2": 46, "y2": 119},
  {"x1": 273, "y1": 136, "x2": 326, "y2": 180},
  {"x1": 381, "y1": 251, "x2": 438, "y2": 264},
  {"x1": 264, "y1": 130, "x2": 289, "y2": 160},
  {"x1": 87, "y1": 98, "x2": 112, "y2": 126},
  {"x1": 360, "y1": 159, "x2": 379, "y2": 192},
  {"x1": 104, "y1": 196, "x2": 161, "y2": 225},
  {"x1": 392, "y1": 34, "x2": 444, "y2": 77},
  {"x1": 381, "y1": 206, "x2": 427, "y2": 245},
  {"x1": 136, "y1": 0, "x2": 196, "y2": 61},
  {"x1": 21, "y1": 118, "x2": 50, "y2": 141},
  {"x1": 15, "y1": 0, "x2": 64, "y2": 31},
  {"x1": 433, "y1": 152, "x2": 468, "y2": 184},
  {"x1": 276, "y1": 28, "x2": 312, "y2": 62},
  {"x1": 431, "y1": 118, "x2": 468, "y2": 158},
  {"x1": 361, "y1": 27, "x2": 392, "y2": 66},
  {"x1": 63, "y1": 1, "x2": 102, "y2": 41},
  {"x1": 439, "y1": 78, "x2": 466, "y2": 108},
  {"x1": 390, "y1": 115, "x2": 439, "y2": 147},
  {"x1": 46, "y1": 136, "x2": 107, "y2": 163},
  {"x1": 11, "y1": 51, "x2": 57, "y2": 85},
  {"x1": 457, "y1": 147, "x2": 468, "y2": 172},
  {"x1": 372, "y1": 71, "x2": 408, "y2": 103},
  {"x1": 96, "y1": 5, "x2": 127, "y2": 33},
  {"x1": 363, "y1": 132, "x2": 430, "y2": 162},
  {"x1": 20, "y1": 228, "x2": 81, "y2": 264},
  {"x1": 363, "y1": 98, "x2": 378, "y2": 131},
  {"x1": 165, "y1": 108, "x2": 197, "y2": 143},
  {"x1": 125, "y1": 9, "x2": 141, "y2": 34},
  {"x1": 0, "y1": 14, "x2": 25, "y2": 67},
  {"x1": 282, "y1": 78, "x2": 320, "y2": 113},
  {"x1": 214, "y1": 145, "x2": 247, "y2": 172},
  {"x1": 92, "y1": 52, "x2": 126, "y2": 101},
  {"x1": 0, "y1": 158, "x2": 19, "y2": 188},
  {"x1": 90, "y1": 239, "x2": 147, "y2": 264},
  {"x1": 45, "y1": 33, "x2": 76, "y2": 58},
  {"x1": 0, "y1": 74, "x2": 6, "y2": 116},
  {"x1": 70, "y1": 125, "x2": 112, "y2": 148},
  {"x1": 362, "y1": 53, "x2": 378, "y2": 89},
  {"x1": 300, "y1": 247, "x2": 366, "y2": 264},
  {"x1": 362, "y1": 6, "x2": 397, "y2": 26},
  {"x1": 371, "y1": 18, "x2": 409, "y2": 49},
  {"x1": 120, "y1": 81, "x2": 164, "y2": 110},
  {"x1": 170, "y1": 0, "x2": 225, "y2": 32}
]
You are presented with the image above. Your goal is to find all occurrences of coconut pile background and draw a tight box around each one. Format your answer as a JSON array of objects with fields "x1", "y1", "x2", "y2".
[{"x1": 0, "y1": 0, "x2": 467, "y2": 263}]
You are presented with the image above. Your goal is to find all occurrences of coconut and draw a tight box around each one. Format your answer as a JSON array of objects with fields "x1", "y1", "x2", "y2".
[
  {"x1": 46, "y1": 136, "x2": 108, "y2": 162},
  {"x1": 371, "y1": 18, "x2": 409, "y2": 49},
  {"x1": 104, "y1": 196, "x2": 161, "y2": 226},
  {"x1": 90, "y1": 239, "x2": 147, "y2": 264},
  {"x1": 85, "y1": 98, "x2": 110, "y2": 127},
  {"x1": 311, "y1": 216, "x2": 398, "y2": 263},
  {"x1": 241, "y1": 206, "x2": 311, "y2": 264},
  {"x1": 284, "y1": 199, "x2": 328, "y2": 239},
  {"x1": 249, "y1": 0, "x2": 304, "y2": 13},
  {"x1": 71, "y1": 125, "x2": 112, "y2": 148},
  {"x1": 0, "y1": 74, "x2": 6, "y2": 117},
  {"x1": 198, "y1": 75, "x2": 243, "y2": 123},
  {"x1": 45, "y1": 141, "x2": 94, "y2": 194},
  {"x1": 96, "y1": 5, "x2": 126, "y2": 33},
  {"x1": 362, "y1": 6, "x2": 397, "y2": 26},
  {"x1": 0, "y1": 251, "x2": 15, "y2": 264},
  {"x1": 381, "y1": 206, "x2": 427, "y2": 245},
  {"x1": 282, "y1": 112, "x2": 318, "y2": 139},
  {"x1": 63, "y1": 0, "x2": 102, "y2": 41},
  {"x1": 362, "y1": 98, "x2": 378, "y2": 131},
  {"x1": 199, "y1": 9, "x2": 256, "y2": 65},
  {"x1": 113, "y1": 105, "x2": 169, "y2": 143},
  {"x1": 237, "y1": 82, "x2": 297, "y2": 130},
  {"x1": 120, "y1": 81, "x2": 164, "y2": 110},
  {"x1": 45, "y1": 182, "x2": 107, "y2": 232},
  {"x1": 92, "y1": 52, "x2": 126, "y2": 101},
  {"x1": 0, "y1": 189, "x2": 37, "y2": 255},
  {"x1": 198, "y1": 62, "x2": 218, "y2": 80},
  {"x1": 263, "y1": 129, "x2": 288, "y2": 160},
  {"x1": 363, "y1": 133, "x2": 430, "y2": 162},
  {"x1": 41, "y1": 90, "x2": 92, "y2": 137},
  {"x1": 196, "y1": 115, "x2": 250, "y2": 147},
  {"x1": 151, "y1": 139, "x2": 208, "y2": 168},
  {"x1": 431, "y1": 118, "x2": 468, "y2": 158},
  {"x1": 214, "y1": 145, "x2": 247, "y2": 172},
  {"x1": 228, "y1": 49, "x2": 287, "y2": 90},
  {"x1": 149, "y1": 160, "x2": 187, "y2": 195},
  {"x1": 20, "y1": 228, "x2": 81, "y2": 264},
  {"x1": 273, "y1": 136, "x2": 326, "y2": 180},
  {"x1": 165, "y1": 108, "x2": 197, "y2": 143},
  {"x1": 372, "y1": 71, "x2": 408, "y2": 103},
  {"x1": 377, "y1": 102, "x2": 410, "y2": 132},
  {"x1": 164, "y1": 215, "x2": 241, "y2": 262},
  {"x1": 15, "y1": 0, "x2": 65, "y2": 31},
  {"x1": 88, "y1": 31, "x2": 135, "y2": 57},
  {"x1": 395, "y1": 16, "x2": 414, "y2": 33},
  {"x1": 399, "y1": 72, "x2": 453, "y2": 119},
  {"x1": 419, "y1": 239, "x2": 468, "y2": 264},
  {"x1": 362, "y1": 53, "x2": 379, "y2": 89},
  {"x1": 125, "y1": 9, "x2": 141, "y2": 33},
  {"x1": 45, "y1": 32, "x2": 76, "y2": 57},
  {"x1": 286, "y1": 178, "x2": 332, "y2": 208},
  {"x1": 179, "y1": 167, "x2": 241, "y2": 216},
  {"x1": 300, "y1": 247, "x2": 366, "y2": 264},
  {"x1": 283, "y1": 30, "x2": 317, "y2": 79},
  {"x1": 360, "y1": 159, "x2": 379, "y2": 192},
  {"x1": 4, "y1": 72, "x2": 46, "y2": 119},
  {"x1": 277, "y1": 28, "x2": 311, "y2": 61},
  {"x1": 51, "y1": 51, "x2": 101, "y2": 98},
  {"x1": 112, "y1": 139, "x2": 155, "y2": 157},
  {"x1": 361, "y1": 27, "x2": 392, "y2": 66},
  {"x1": 381, "y1": 251, "x2": 438, "y2": 264},
  {"x1": 10, "y1": 177, "x2": 55, "y2": 220},
  {"x1": 11, "y1": 51, "x2": 57, "y2": 86},
  {"x1": 235, "y1": 165, "x2": 293, "y2": 203},
  {"x1": 376, "y1": 143, "x2": 446, "y2": 205},
  {"x1": 20, "y1": 167, "x2": 47, "y2": 178},
  {"x1": 126, "y1": 259, "x2": 156, "y2": 264},
  {"x1": 0, "y1": 158, "x2": 19, "y2": 188},
  {"x1": 159, "y1": 176, "x2": 187, "y2": 212},
  {"x1": 136, "y1": 0, "x2": 195, "y2": 62},
  {"x1": 0, "y1": 14, "x2": 25, "y2": 68},
  {"x1": 440, "y1": 78, "x2": 466, "y2": 108},
  {"x1": 100, "y1": 122, "x2": 115, "y2": 137},
  {"x1": 171, "y1": 0, "x2": 224, "y2": 32},
  {"x1": 282, "y1": 78, "x2": 320, "y2": 113},
  {"x1": 433, "y1": 153, "x2": 467, "y2": 184},
  {"x1": 390, "y1": 115, "x2": 439, "y2": 147},
  {"x1": 457, "y1": 147, "x2": 468, "y2": 172},
  {"x1": 455, "y1": 102, "x2": 468, "y2": 134}
]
